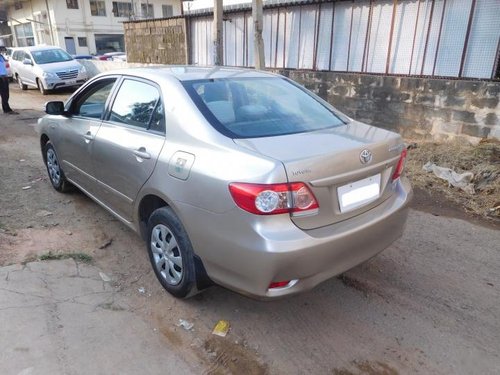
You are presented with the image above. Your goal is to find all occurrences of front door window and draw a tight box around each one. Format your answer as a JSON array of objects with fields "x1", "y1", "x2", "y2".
[{"x1": 73, "y1": 79, "x2": 116, "y2": 119}]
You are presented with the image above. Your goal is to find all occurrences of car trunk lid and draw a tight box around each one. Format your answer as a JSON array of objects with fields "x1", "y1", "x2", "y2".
[{"x1": 234, "y1": 122, "x2": 405, "y2": 230}]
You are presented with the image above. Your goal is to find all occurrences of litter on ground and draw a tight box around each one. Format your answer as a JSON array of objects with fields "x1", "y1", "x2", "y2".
[
  {"x1": 405, "y1": 141, "x2": 499, "y2": 219},
  {"x1": 423, "y1": 162, "x2": 475, "y2": 194},
  {"x1": 99, "y1": 272, "x2": 111, "y2": 282},
  {"x1": 177, "y1": 319, "x2": 194, "y2": 331},
  {"x1": 212, "y1": 320, "x2": 230, "y2": 337}
]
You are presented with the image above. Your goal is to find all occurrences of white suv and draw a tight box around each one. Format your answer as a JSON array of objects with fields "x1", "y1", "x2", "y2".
[{"x1": 10, "y1": 45, "x2": 87, "y2": 95}]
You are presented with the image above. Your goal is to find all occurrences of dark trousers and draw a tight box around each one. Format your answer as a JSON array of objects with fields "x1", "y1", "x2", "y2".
[{"x1": 0, "y1": 76, "x2": 12, "y2": 113}]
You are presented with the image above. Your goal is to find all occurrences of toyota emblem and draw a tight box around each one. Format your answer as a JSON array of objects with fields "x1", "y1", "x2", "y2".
[{"x1": 359, "y1": 149, "x2": 372, "y2": 164}]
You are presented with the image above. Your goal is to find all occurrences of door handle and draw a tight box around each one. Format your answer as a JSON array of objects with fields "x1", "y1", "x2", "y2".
[
  {"x1": 133, "y1": 147, "x2": 151, "y2": 160},
  {"x1": 83, "y1": 131, "x2": 93, "y2": 141}
]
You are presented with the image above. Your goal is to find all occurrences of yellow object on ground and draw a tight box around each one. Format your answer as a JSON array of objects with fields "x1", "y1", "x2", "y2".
[{"x1": 212, "y1": 320, "x2": 230, "y2": 337}]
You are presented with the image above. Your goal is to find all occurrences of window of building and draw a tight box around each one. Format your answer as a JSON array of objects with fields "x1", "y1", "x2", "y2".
[
  {"x1": 14, "y1": 23, "x2": 35, "y2": 47},
  {"x1": 141, "y1": 3, "x2": 154, "y2": 18},
  {"x1": 95, "y1": 34, "x2": 124, "y2": 54},
  {"x1": 162, "y1": 5, "x2": 173, "y2": 18},
  {"x1": 66, "y1": 0, "x2": 79, "y2": 9},
  {"x1": 78, "y1": 37, "x2": 88, "y2": 47},
  {"x1": 14, "y1": 2, "x2": 23, "y2": 10},
  {"x1": 90, "y1": 0, "x2": 106, "y2": 16},
  {"x1": 112, "y1": 2, "x2": 132, "y2": 18}
]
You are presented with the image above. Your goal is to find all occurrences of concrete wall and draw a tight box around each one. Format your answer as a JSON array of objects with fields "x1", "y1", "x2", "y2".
[
  {"x1": 123, "y1": 17, "x2": 187, "y2": 64},
  {"x1": 274, "y1": 70, "x2": 500, "y2": 142},
  {"x1": 79, "y1": 61, "x2": 500, "y2": 142}
]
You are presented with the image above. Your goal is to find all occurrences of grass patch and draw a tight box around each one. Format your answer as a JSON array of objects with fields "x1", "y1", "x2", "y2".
[
  {"x1": 39, "y1": 251, "x2": 93, "y2": 264},
  {"x1": 21, "y1": 254, "x2": 38, "y2": 265}
]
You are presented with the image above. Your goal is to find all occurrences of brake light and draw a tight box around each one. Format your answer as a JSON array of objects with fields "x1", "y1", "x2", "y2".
[
  {"x1": 392, "y1": 149, "x2": 407, "y2": 180},
  {"x1": 269, "y1": 281, "x2": 291, "y2": 289},
  {"x1": 229, "y1": 182, "x2": 319, "y2": 215},
  {"x1": 5, "y1": 62, "x2": 9, "y2": 68}
]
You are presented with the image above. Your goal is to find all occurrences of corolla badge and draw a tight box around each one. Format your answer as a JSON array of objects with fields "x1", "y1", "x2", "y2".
[
  {"x1": 359, "y1": 149, "x2": 373, "y2": 164},
  {"x1": 292, "y1": 168, "x2": 312, "y2": 176}
]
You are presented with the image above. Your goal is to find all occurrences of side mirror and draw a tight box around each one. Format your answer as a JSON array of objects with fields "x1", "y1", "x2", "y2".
[
  {"x1": 23, "y1": 58, "x2": 32, "y2": 65},
  {"x1": 45, "y1": 101, "x2": 66, "y2": 115}
]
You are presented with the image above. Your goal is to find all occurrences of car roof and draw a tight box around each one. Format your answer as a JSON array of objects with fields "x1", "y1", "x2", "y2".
[
  {"x1": 104, "y1": 65, "x2": 279, "y2": 82},
  {"x1": 16, "y1": 45, "x2": 64, "y2": 52}
]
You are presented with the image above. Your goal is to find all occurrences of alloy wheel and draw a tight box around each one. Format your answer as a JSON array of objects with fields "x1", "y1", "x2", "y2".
[
  {"x1": 150, "y1": 224, "x2": 183, "y2": 285},
  {"x1": 46, "y1": 148, "x2": 61, "y2": 185}
]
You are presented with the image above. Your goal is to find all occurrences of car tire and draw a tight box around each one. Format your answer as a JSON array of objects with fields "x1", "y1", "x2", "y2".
[
  {"x1": 17, "y1": 75, "x2": 27, "y2": 90},
  {"x1": 37, "y1": 79, "x2": 49, "y2": 95},
  {"x1": 43, "y1": 141, "x2": 71, "y2": 193},
  {"x1": 147, "y1": 207, "x2": 197, "y2": 298}
]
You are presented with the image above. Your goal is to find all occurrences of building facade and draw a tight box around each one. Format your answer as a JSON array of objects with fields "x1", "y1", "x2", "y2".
[{"x1": 5, "y1": 0, "x2": 181, "y2": 55}]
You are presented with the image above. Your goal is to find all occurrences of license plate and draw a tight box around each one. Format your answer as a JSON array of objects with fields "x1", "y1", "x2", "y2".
[
  {"x1": 66, "y1": 80, "x2": 77, "y2": 85},
  {"x1": 338, "y1": 174, "x2": 381, "y2": 213}
]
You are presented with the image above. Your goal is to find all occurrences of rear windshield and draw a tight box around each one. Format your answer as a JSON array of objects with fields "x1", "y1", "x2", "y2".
[
  {"x1": 31, "y1": 49, "x2": 73, "y2": 65},
  {"x1": 183, "y1": 77, "x2": 344, "y2": 138}
]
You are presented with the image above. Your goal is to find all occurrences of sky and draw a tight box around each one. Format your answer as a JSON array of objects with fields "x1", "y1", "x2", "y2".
[{"x1": 183, "y1": 0, "x2": 252, "y2": 12}]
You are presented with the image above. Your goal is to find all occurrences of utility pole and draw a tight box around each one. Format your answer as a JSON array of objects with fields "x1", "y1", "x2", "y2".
[
  {"x1": 44, "y1": 0, "x2": 55, "y2": 45},
  {"x1": 130, "y1": 0, "x2": 136, "y2": 20},
  {"x1": 252, "y1": 0, "x2": 265, "y2": 70},
  {"x1": 212, "y1": 0, "x2": 223, "y2": 65}
]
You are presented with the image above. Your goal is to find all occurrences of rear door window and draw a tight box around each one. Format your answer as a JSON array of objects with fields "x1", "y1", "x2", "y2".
[
  {"x1": 13, "y1": 51, "x2": 23, "y2": 61},
  {"x1": 108, "y1": 78, "x2": 164, "y2": 132}
]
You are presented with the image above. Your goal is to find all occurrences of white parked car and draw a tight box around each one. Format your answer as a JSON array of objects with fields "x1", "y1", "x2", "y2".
[
  {"x1": 10, "y1": 45, "x2": 88, "y2": 95},
  {"x1": 111, "y1": 53, "x2": 127, "y2": 62}
]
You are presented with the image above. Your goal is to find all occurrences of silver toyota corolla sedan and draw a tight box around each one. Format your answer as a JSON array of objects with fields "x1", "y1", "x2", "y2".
[{"x1": 37, "y1": 66, "x2": 412, "y2": 299}]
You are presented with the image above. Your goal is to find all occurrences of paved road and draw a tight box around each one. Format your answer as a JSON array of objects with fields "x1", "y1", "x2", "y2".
[
  {"x1": 0, "y1": 260, "x2": 197, "y2": 375},
  {"x1": 0, "y1": 83, "x2": 499, "y2": 374}
]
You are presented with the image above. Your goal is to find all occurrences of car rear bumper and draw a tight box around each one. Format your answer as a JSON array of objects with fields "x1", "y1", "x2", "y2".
[{"x1": 178, "y1": 177, "x2": 412, "y2": 299}]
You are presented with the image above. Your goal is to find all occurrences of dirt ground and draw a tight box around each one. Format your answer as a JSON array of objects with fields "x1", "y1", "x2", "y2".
[{"x1": 1, "y1": 84, "x2": 499, "y2": 374}]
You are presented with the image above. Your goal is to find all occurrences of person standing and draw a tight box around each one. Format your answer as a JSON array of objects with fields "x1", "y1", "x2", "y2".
[{"x1": 0, "y1": 50, "x2": 17, "y2": 115}]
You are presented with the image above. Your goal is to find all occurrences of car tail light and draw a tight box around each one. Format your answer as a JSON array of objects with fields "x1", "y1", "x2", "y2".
[
  {"x1": 269, "y1": 281, "x2": 291, "y2": 289},
  {"x1": 229, "y1": 182, "x2": 319, "y2": 215},
  {"x1": 5, "y1": 62, "x2": 9, "y2": 68},
  {"x1": 392, "y1": 149, "x2": 407, "y2": 181}
]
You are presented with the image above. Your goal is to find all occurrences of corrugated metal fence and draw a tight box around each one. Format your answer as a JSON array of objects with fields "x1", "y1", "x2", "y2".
[{"x1": 189, "y1": 0, "x2": 500, "y2": 79}]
